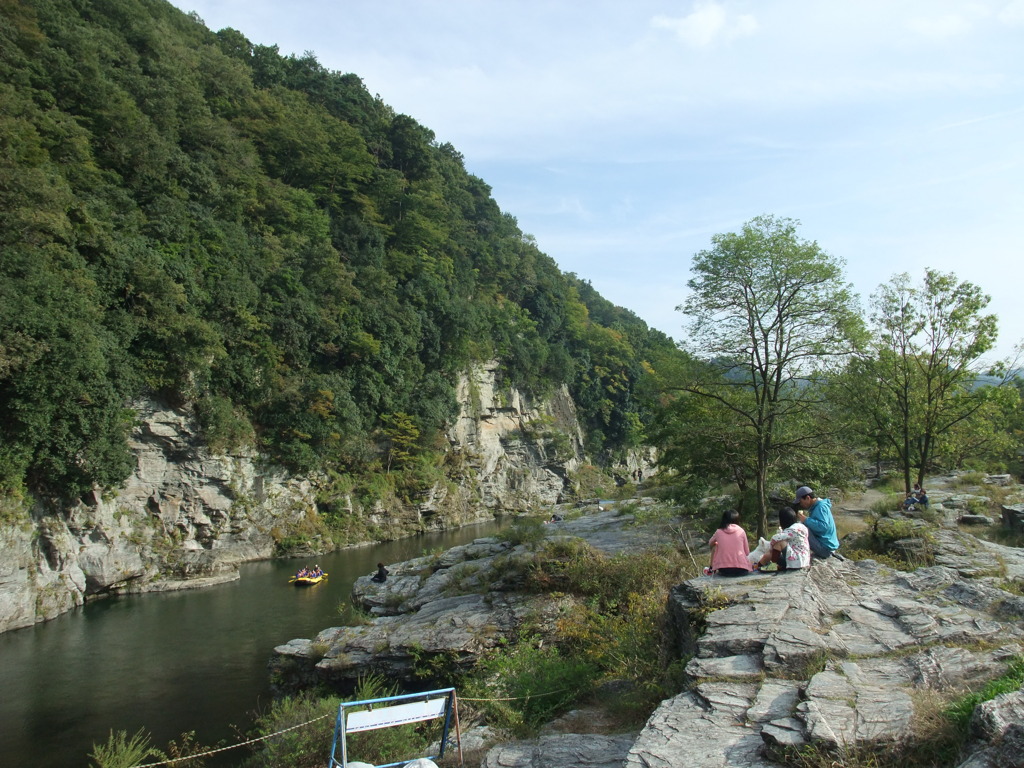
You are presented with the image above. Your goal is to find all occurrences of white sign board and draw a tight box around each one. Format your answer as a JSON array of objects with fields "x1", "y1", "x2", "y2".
[{"x1": 345, "y1": 697, "x2": 448, "y2": 733}]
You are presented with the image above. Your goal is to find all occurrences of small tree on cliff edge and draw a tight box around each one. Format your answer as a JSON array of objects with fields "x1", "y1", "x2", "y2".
[{"x1": 676, "y1": 215, "x2": 864, "y2": 538}]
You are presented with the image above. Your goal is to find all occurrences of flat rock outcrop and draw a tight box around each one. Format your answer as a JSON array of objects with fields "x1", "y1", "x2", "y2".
[
  {"x1": 270, "y1": 506, "x2": 672, "y2": 692},
  {"x1": 625, "y1": 557, "x2": 1024, "y2": 768},
  {"x1": 270, "y1": 480, "x2": 1024, "y2": 768}
]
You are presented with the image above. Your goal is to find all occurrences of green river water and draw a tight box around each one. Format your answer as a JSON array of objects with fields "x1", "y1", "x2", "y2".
[{"x1": 0, "y1": 519, "x2": 505, "y2": 768}]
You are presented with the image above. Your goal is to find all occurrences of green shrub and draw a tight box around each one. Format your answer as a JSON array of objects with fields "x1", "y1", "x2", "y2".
[
  {"x1": 570, "y1": 464, "x2": 616, "y2": 500},
  {"x1": 515, "y1": 541, "x2": 695, "y2": 720},
  {"x1": 246, "y1": 692, "x2": 339, "y2": 768},
  {"x1": 89, "y1": 729, "x2": 161, "y2": 768},
  {"x1": 497, "y1": 516, "x2": 546, "y2": 547},
  {"x1": 462, "y1": 640, "x2": 600, "y2": 735},
  {"x1": 247, "y1": 675, "x2": 432, "y2": 768}
]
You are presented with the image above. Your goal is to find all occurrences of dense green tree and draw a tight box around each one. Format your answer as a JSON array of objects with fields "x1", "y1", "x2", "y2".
[{"x1": 0, "y1": 0, "x2": 682, "y2": 500}]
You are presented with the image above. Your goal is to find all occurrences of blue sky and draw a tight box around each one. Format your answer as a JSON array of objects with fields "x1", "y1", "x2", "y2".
[{"x1": 171, "y1": 0, "x2": 1024, "y2": 362}]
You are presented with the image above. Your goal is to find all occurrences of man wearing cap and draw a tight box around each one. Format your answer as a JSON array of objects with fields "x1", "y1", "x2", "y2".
[{"x1": 794, "y1": 486, "x2": 839, "y2": 559}]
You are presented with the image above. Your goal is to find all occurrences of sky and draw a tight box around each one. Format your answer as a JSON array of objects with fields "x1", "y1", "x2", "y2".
[{"x1": 170, "y1": 0, "x2": 1024, "y2": 362}]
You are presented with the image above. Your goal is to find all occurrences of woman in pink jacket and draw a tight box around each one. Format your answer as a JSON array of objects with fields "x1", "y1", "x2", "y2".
[{"x1": 706, "y1": 509, "x2": 752, "y2": 576}]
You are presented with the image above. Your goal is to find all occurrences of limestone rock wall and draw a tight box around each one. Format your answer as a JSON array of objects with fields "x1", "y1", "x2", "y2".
[
  {"x1": 447, "y1": 361, "x2": 585, "y2": 511},
  {"x1": 0, "y1": 363, "x2": 593, "y2": 634},
  {"x1": 0, "y1": 401, "x2": 318, "y2": 634}
]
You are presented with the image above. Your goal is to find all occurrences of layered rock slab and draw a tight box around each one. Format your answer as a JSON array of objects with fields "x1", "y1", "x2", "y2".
[{"x1": 629, "y1": 559, "x2": 1024, "y2": 767}]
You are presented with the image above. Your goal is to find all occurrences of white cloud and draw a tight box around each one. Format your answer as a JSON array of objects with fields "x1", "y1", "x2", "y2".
[{"x1": 651, "y1": 2, "x2": 757, "y2": 48}]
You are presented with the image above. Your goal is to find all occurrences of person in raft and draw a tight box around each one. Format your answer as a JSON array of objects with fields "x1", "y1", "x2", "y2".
[
  {"x1": 705, "y1": 509, "x2": 752, "y2": 576},
  {"x1": 371, "y1": 562, "x2": 389, "y2": 583},
  {"x1": 794, "y1": 485, "x2": 840, "y2": 559},
  {"x1": 758, "y1": 507, "x2": 811, "y2": 571}
]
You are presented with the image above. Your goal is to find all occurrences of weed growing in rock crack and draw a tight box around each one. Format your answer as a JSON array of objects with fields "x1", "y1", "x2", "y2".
[
  {"x1": 336, "y1": 602, "x2": 374, "y2": 626},
  {"x1": 307, "y1": 642, "x2": 331, "y2": 661},
  {"x1": 845, "y1": 517, "x2": 937, "y2": 569},
  {"x1": 686, "y1": 586, "x2": 732, "y2": 640},
  {"x1": 443, "y1": 562, "x2": 482, "y2": 594},
  {"x1": 615, "y1": 501, "x2": 639, "y2": 517},
  {"x1": 776, "y1": 648, "x2": 836, "y2": 681},
  {"x1": 944, "y1": 654, "x2": 1024, "y2": 727}
]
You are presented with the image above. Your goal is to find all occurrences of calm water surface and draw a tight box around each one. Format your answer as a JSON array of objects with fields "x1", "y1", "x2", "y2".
[{"x1": 0, "y1": 520, "x2": 505, "y2": 768}]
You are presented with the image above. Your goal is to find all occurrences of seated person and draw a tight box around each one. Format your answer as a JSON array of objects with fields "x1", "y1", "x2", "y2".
[
  {"x1": 706, "y1": 509, "x2": 752, "y2": 576},
  {"x1": 758, "y1": 507, "x2": 811, "y2": 571},
  {"x1": 795, "y1": 486, "x2": 839, "y2": 558},
  {"x1": 371, "y1": 562, "x2": 389, "y2": 583}
]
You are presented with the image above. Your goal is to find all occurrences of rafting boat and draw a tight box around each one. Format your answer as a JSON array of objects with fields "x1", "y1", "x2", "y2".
[{"x1": 290, "y1": 572, "x2": 327, "y2": 586}]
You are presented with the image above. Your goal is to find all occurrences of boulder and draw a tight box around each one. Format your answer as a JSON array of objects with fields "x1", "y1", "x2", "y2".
[
  {"x1": 983, "y1": 474, "x2": 1014, "y2": 486},
  {"x1": 958, "y1": 515, "x2": 995, "y2": 526},
  {"x1": 1001, "y1": 504, "x2": 1024, "y2": 533},
  {"x1": 482, "y1": 733, "x2": 635, "y2": 768}
]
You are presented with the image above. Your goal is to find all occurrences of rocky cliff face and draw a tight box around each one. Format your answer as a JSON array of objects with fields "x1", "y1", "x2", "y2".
[
  {"x1": 447, "y1": 361, "x2": 586, "y2": 510},
  {"x1": 0, "y1": 363, "x2": 591, "y2": 634}
]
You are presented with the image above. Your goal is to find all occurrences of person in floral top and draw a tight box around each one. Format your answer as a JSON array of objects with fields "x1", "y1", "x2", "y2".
[{"x1": 758, "y1": 507, "x2": 810, "y2": 571}]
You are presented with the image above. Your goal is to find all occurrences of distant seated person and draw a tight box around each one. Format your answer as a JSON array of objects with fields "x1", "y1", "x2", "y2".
[
  {"x1": 902, "y1": 488, "x2": 929, "y2": 511},
  {"x1": 371, "y1": 562, "x2": 389, "y2": 583},
  {"x1": 545, "y1": 513, "x2": 564, "y2": 524}
]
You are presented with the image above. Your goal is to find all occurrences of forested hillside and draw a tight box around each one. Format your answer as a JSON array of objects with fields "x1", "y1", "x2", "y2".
[{"x1": 0, "y1": 0, "x2": 678, "y2": 499}]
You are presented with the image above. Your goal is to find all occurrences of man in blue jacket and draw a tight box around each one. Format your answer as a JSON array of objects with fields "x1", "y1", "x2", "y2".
[{"x1": 794, "y1": 485, "x2": 839, "y2": 559}]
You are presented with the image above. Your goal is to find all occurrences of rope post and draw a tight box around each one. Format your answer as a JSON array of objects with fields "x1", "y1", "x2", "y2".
[{"x1": 452, "y1": 693, "x2": 464, "y2": 767}]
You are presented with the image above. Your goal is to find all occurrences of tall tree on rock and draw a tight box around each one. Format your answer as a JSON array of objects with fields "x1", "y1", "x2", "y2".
[{"x1": 677, "y1": 216, "x2": 863, "y2": 537}]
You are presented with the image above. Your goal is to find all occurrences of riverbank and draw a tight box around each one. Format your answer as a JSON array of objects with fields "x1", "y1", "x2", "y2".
[{"x1": 267, "y1": 475, "x2": 1024, "y2": 768}]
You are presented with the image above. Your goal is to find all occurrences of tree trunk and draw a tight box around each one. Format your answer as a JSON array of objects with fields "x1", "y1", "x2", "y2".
[{"x1": 755, "y1": 461, "x2": 769, "y2": 540}]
